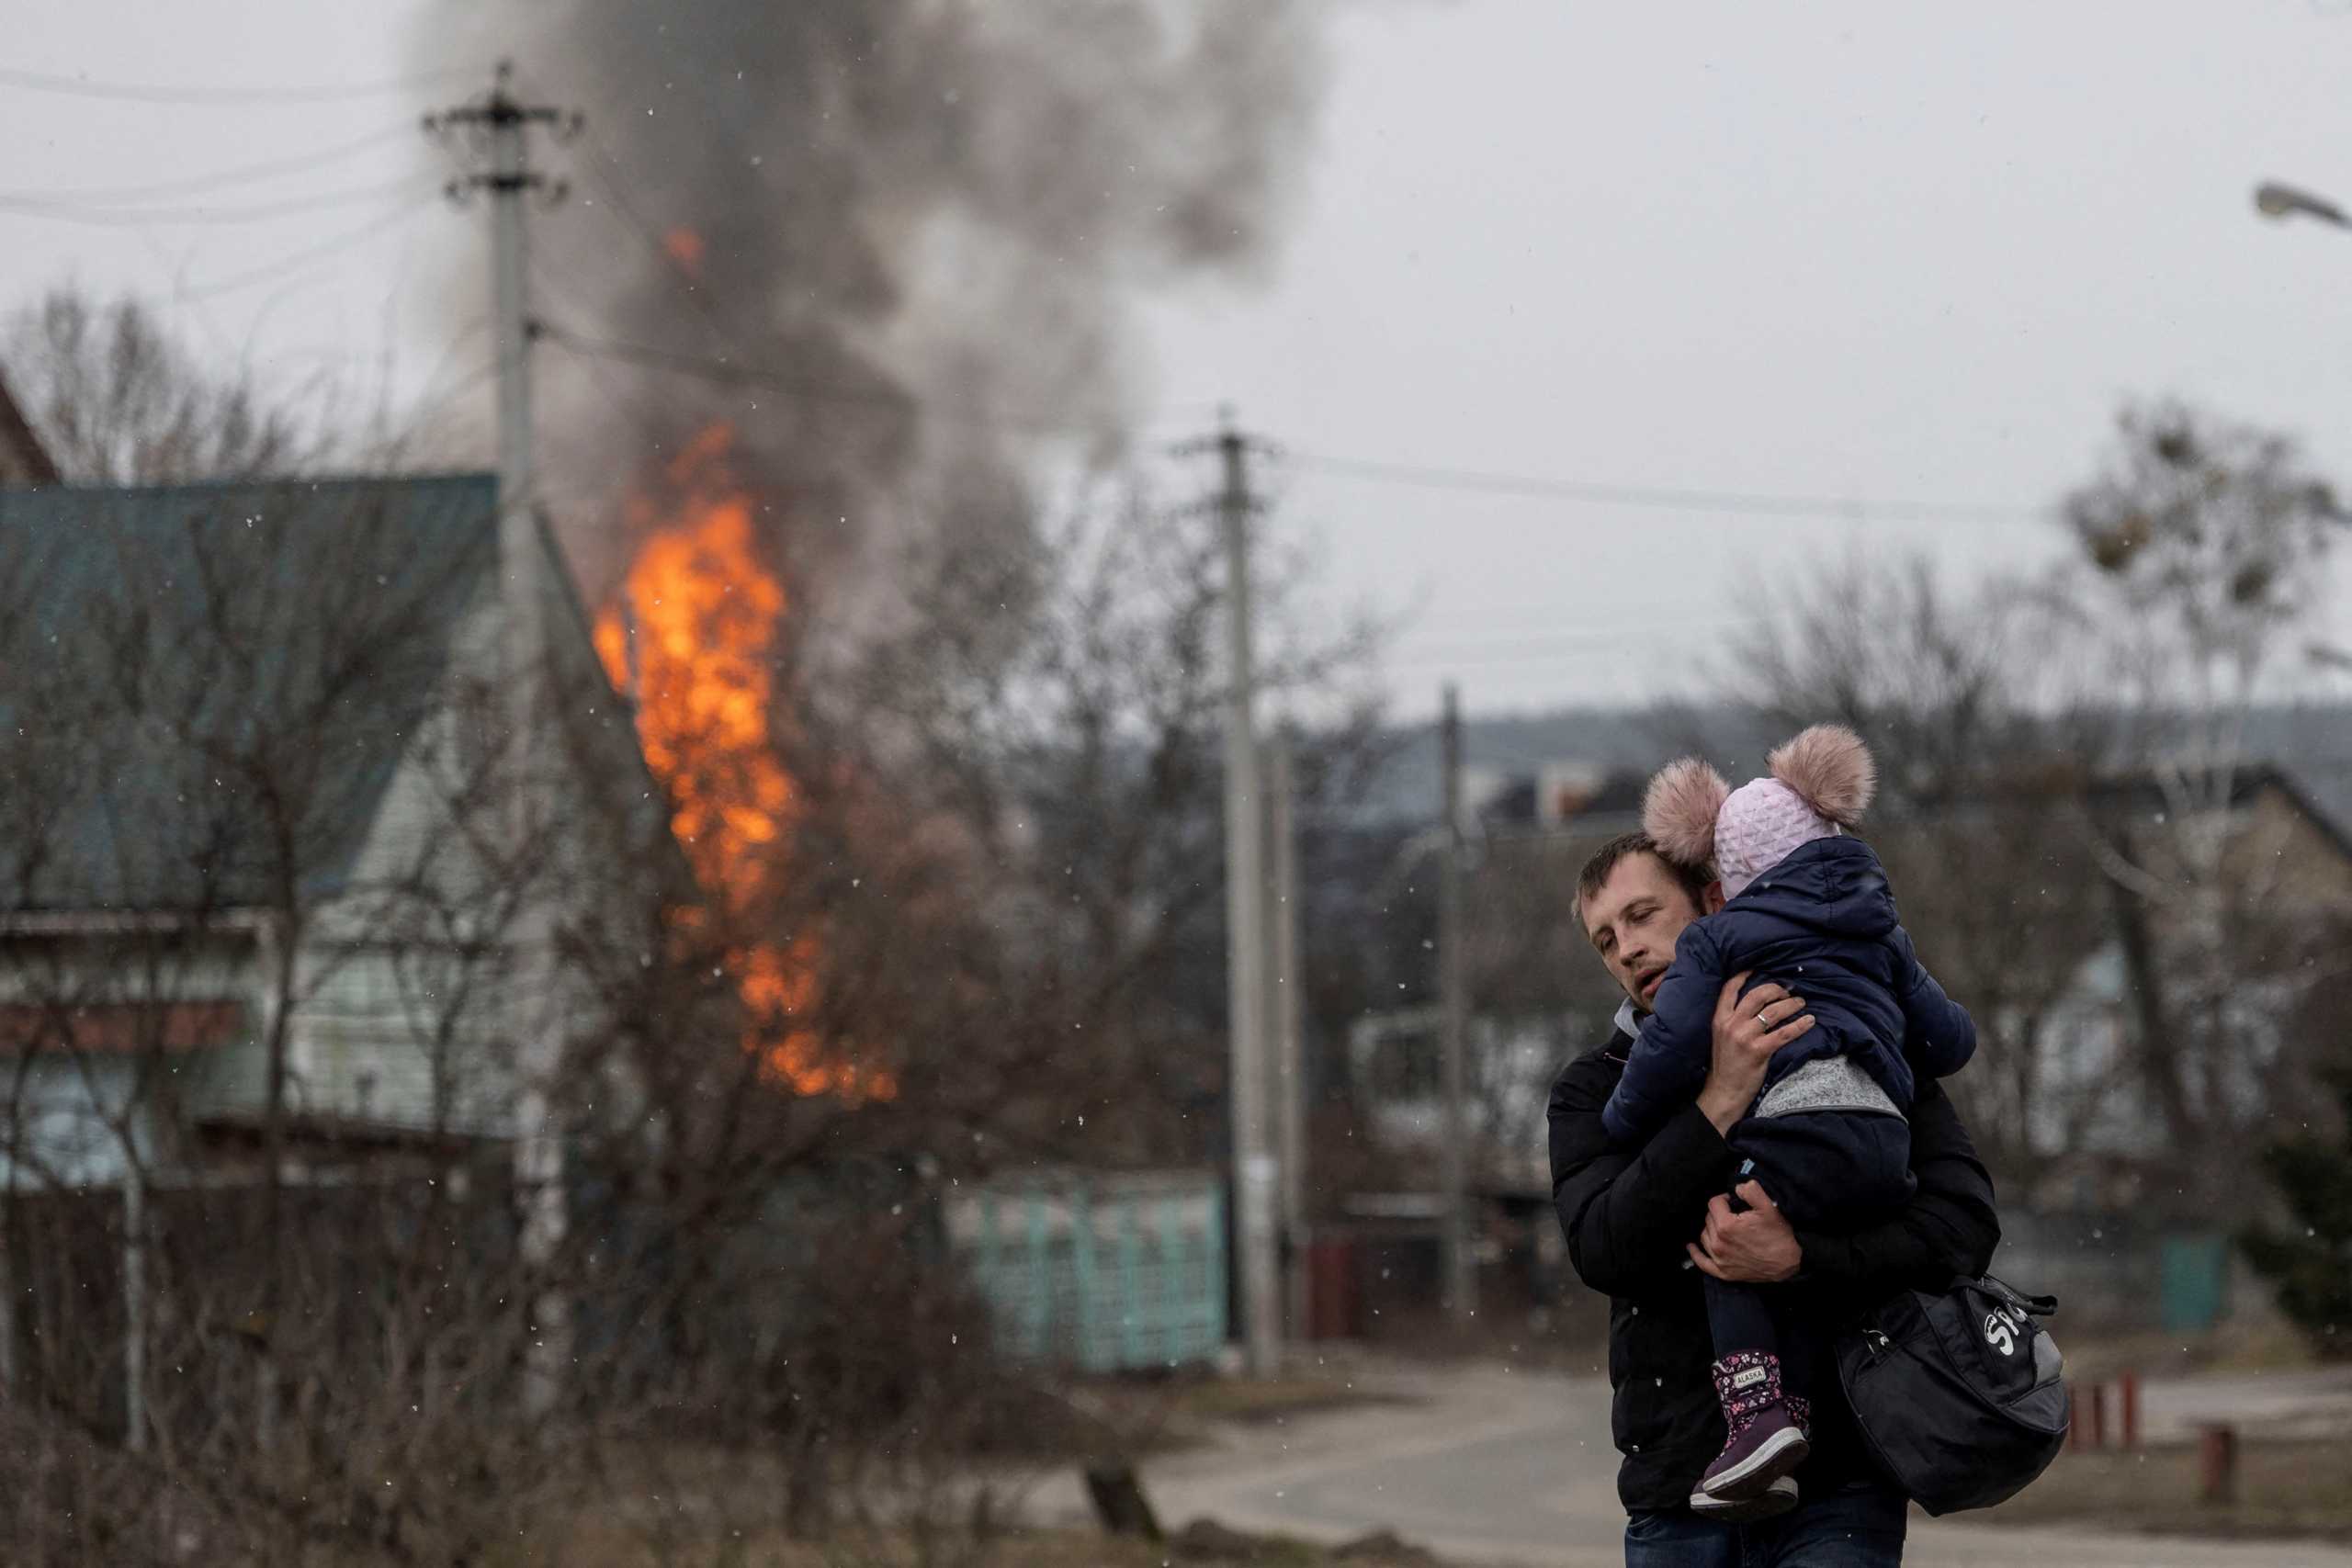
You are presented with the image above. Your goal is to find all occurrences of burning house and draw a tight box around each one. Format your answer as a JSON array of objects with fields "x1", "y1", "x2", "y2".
[{"x1": 591, "y1": 423, "x2": 891, "y2": 1100}]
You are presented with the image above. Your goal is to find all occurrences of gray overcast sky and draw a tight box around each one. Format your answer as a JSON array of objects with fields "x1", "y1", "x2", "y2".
[{"x1": 12, "y1": 1, "x2": 2352, "y2": 723}]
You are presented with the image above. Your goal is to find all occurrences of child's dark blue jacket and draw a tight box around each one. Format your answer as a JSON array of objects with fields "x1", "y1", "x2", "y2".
[{"x1": 1600, "y1": 835, "x2": 1976, "y2": 1145}]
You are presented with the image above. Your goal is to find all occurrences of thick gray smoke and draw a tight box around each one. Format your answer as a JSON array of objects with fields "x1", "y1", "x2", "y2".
[{"x1": 411, "y1": 1, "x2": 1327, "y2": 601}]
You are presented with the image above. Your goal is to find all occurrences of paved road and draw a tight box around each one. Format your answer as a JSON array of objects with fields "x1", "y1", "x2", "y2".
[{"x1": 1023, "y1": 1359, "x2": 2352, "y2": 1568}]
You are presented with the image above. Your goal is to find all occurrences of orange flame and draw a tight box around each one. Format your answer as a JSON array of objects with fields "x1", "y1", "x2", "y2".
[
  {"x1": 596, "y1": 424, "x2": 894, "y2": 1100},
  {"x1": 663, "y1": 227, "x2": 706, "y2": 277}
]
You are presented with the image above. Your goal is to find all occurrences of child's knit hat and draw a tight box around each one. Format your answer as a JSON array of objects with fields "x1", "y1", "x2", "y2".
[{"x1": 1641, "y1": 725, "x2": 1877, "y2": 900}]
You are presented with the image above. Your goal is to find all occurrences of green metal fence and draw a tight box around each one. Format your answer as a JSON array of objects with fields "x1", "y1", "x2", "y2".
[{"x1": 946, "y1": 1169, "x2": 1227, "y2": 1373}]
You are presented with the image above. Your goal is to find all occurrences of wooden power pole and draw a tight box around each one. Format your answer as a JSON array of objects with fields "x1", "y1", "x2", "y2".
[
  {"x1": 1439, "y1": 683, "x2": 1476, "y2": 1328},
  {"x1": 1267, "y1": 729, "x2": 1308, "y2": 1341},
  {"x1": 1215, "y1": 414, "x2": 1279, "y2": 1377},
  {"x1": 427, "y1": 62, "x2": 580, "y2": 1419}
]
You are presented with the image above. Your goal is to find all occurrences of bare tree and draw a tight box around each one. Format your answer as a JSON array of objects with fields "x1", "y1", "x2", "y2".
[
  {"x1": 814, "y1": 481, "x2": 1390, "y2": 1167},
  {"x1": 1702, "y1": 402, "x2": 2351, "y2": 1207},
  {"x1": 2062, "y1": 400, "x2": 2342, "y2": 730},
  {"x1": 0, "y1": 479, "x2": 611, "y2": 1563},
  {"x1": 2055, "y1": 400, "x2": 2347, "y2": 1190},
  {"x1": 3, "y1": 289, "x2": 341, "y2": 484}
]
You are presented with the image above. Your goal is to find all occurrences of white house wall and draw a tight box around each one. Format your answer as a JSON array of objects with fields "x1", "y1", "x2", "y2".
[
  {"x1": 327, "y1": 535, "x2": 664, "y2": 1144},
  {"x1": 288, "y1": 942, "x2": 512, "y2": 1137},
  {"x1": 0, "y1": 1055, "x2": 164, "y2": 1190},
  {"x1": 1352, "y1": 1007, "x2": 1589, "y2": 1192}
]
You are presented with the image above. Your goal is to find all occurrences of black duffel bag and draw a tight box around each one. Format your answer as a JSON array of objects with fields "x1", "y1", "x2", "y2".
[{"x1": 1835, "y1": 1273, "x2": 2069, "y2": 1516}]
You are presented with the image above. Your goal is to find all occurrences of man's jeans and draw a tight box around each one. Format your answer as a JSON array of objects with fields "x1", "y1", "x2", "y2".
[{"x1": 1624, "y1": 1482, "x2": 1907, "y2": 1567}]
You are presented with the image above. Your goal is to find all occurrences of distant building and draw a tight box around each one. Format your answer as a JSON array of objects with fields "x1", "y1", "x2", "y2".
[{"x1": 2019, "y1": 764, "x2": 2352, "y2": 1206}]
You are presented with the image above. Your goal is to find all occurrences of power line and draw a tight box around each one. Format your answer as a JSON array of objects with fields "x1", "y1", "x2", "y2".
[
  {"x1": 0, "y1": 63, "x2": 469, "y2": 106},
  {"x1": 1412, "y1": 592, "x2": 1748, "y2": 632},
  {"x1": 542, "y1": 321, "x2": 2037, "y2": 533},
  {"x1": 537, "y1": 322, "x2": 1140, "y2": 441},
  {"x1": 1392, "y1": 653, "x2": 1731, "y2": 677},
  {"x1": 1392, "y1": 648, "x2": 1729, "y2": 673},
  {"x1": 1396, "y1": 612, "x2": 1776, "y2": 665},
  {"x1": 0, "y1": 124, "x2": 411, "y2": 206},
  {"x1": 569, "y1": 128, "x2": 741, "y2": 355},
  {"x1": 173, "y1": 197, "x2": 437, "y2": 301},
  {"x1": 537, "y1": 290, "x2": 2034, "y2": 531},
  {"x1": 408, "y1": 316, "x2": 493, "y2": 399},
  {"x1": 524, "y1": 262, "x2": 728, "y2": 450},
  {"x1": 399, "y1": 355, "x2": 503, "y2": 439},
  {"x1": 1283, "y1": 448, "x2": 2043, "y2": 526},
  {"x1": 0, "y1": 177, "x2": 435, "y2": 228},
  {"x1": 1392, "y1": 648, "x2": 1710, "y2": 672},
  {"x1": 529, "y1": 287, "x2": 678, "y2": 457}
]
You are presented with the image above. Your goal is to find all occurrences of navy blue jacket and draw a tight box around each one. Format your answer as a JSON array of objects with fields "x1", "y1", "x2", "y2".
[{"x1": 1600, "y1": 835, "x2": 1975, "y2": 1145}]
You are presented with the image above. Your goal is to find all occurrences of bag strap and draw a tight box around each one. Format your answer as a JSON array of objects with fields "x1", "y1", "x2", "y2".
[{"x1": 1976, "y1": 1272, "x2": 2059, "y2": 1317}]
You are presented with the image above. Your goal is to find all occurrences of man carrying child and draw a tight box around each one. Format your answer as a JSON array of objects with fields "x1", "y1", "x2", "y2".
[{"x1": 1548, "y1": 731, "x2": 2001, "y2": 1566}]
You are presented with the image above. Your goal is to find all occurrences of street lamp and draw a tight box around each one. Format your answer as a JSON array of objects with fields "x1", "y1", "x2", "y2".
[{"x1": 2256, "y1": 180, "x2": 2350, "y2": 228}]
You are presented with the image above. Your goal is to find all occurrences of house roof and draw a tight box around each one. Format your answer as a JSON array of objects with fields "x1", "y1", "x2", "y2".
[
  {"x1": 2088, "y1": 761, "x2": 2352, "y2": 870},
  {"x1": 0, "y1": 368, "x2": 58, "y2": 486},
  {"x1": 0, "y1": 474, "x2": 500, "y2": 913}
]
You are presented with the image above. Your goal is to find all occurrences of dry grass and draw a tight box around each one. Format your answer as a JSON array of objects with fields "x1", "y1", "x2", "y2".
[{"x1": 1978, "y1": 1437, "x2": 2352, "y2": 1543}]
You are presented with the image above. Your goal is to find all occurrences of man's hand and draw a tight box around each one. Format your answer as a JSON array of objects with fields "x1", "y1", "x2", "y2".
[
  {"x1": 1695, "y1": 971, "x2": 1814, "y2": 1134},
  {"x1": 1688, "y1": 1180, "x2": 1802, "y2": 1283}
]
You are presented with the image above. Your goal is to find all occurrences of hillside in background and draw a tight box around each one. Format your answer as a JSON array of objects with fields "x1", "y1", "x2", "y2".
[{"x1": 1353, "y1": 701, "x2": 2352, "y2": 834}]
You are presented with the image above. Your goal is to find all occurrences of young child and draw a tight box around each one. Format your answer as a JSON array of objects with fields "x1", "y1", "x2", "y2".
[{"x1": 1601, "y1": 725, "x2": 1976, "y2": 1518}]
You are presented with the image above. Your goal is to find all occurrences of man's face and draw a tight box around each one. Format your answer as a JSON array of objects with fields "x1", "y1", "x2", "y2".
[{"x1": 1577, "y1": 852, "x2": 1717, "y2": 1011}]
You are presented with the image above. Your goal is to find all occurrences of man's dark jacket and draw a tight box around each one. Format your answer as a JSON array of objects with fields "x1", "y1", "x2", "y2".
[{"x1": 1550, "y1": 1023, "x2": 1999, "y2": 1512}]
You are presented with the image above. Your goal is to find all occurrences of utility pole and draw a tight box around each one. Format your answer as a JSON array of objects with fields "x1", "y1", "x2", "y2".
[
  {"x1": 1439, "y1": 682, "x2": 1476, "y2": 1329},
  {"x1": 426, "y1": 62, "x2": 579, "y2": 1420},
  {"x1": 122, "y1": 1154, "x2": 146, "y2": 1450},
  {"x1": 1211, "y1": 411, "x2": 1279, "y2": 1378},
  {"x1": 1267, "y1": 729, "x2": 1309, "y2": 1342}
]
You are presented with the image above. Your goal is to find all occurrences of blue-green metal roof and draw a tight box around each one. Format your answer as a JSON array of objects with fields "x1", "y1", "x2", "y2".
[{"x1": 0, "y1": 474, "x2": 499, "y2": 913}]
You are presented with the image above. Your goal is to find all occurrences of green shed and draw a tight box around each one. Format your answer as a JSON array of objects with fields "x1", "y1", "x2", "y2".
[{"x1": 947, "y1": 1169, "x2": 1227, "y2": 1373}]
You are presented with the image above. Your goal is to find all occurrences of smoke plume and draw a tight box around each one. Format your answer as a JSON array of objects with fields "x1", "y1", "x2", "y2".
[{"x1": 410, "y1": 1, "x2": 1328, "y2": 601}]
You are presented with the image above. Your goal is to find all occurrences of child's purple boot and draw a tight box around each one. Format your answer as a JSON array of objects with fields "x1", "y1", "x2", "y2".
[{"x1": 1693, "y1": 1350, "x2": 1809, "y2": 1504}]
